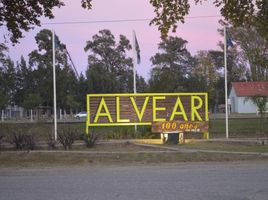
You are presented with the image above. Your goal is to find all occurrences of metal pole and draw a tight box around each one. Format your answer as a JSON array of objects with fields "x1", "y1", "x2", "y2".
[
  {"x1": 52, "y1": 30, "x2": 58, "y2": 141},
  {"x1": 30, "y1": 109, "x2": 33, "y2": 122},
  {"x1": 224, "y1": 26, "x2": 229, "y2": 139},
  {"x1": 132, "y1": 30, "x2": 137, "y2": 95},
  {"x1": 1, "y1": 110, "x2": 4, "y2": 122},
  {"x1": 59, "y1": 108, "x2": 62, "y2": 120},
  {"x1": 132, "y1": 30, "x2": 137, "y2": 132}
]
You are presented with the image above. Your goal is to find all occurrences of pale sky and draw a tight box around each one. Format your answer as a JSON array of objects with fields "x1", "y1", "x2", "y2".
[{"x1": 3, "y1": 0, "x2": 223, "y2": 79}]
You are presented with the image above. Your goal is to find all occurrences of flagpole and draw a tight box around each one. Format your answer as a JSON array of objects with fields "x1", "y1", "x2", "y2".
[
  {"x1": 132, "y1": 30, "x2": 137, "y2": 132},
  {"x1": 52, "y1": 30, "x2": 58, "y2": 141},
  {"x1": 132, "y1": 30, "x2": 137, "y2": 94},
  {"x1": 224, "y1": 26, "x2": 229, "y2": 139}
]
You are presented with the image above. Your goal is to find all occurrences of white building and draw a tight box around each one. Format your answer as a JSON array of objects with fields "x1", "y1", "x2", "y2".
[{"x1": 229, "y1": 81, "x2": 268, "y2": 113}]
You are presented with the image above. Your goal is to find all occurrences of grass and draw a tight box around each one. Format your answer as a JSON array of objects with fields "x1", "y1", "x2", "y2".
[
  {"x1": 209, "y1": 118, "x2": 268, "y2": 138},
  {"x1": 1, "y1": 115, "x2": 268, "y2": 168},
  {"x1": 0, "y1": 122, "x2": 155, "y2": 141},
  {"x1": 0, "y1": 149, "x2": 267, "y2": 169},
  {"x1": 1, "y1": 117, "x2": 268, "y2": 140},
  {"x1": 0, "y1": 142, "x2": 268, "y2": 168},
  {"x1": 2, "y1": 114, "x2": 268, "y2": 137}
]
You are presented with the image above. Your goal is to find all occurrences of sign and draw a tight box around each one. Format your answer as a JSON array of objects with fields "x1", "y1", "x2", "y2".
[
  {"x1": 151, "y1": 121, "x2": 209, "y2": 133},
  {"x1": 86, "y1": 93, "x2": 208, "y2": 128}
]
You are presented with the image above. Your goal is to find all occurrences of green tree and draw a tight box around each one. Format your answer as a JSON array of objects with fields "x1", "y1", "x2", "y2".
[
  {"x1": 13, "y1": 56, "x2": 32, "y2": 106},
  {"x1": 65, "y1": 95, "x2": 80, "y2": 113},
  {"x1": 150, "y1": 0, "x2": 268, "y2": 40},
  {"x1": 22, "y1": 93, "x2": 42, "y2": 109},
  {"x1": 227, "y1": 26, "x2": 268, "y2": 81},
  {"x1": 245, "y1": 95, "x2": 268, "y2": 133},
  {"x1": 57, "y1": 65, "x2": 80, "y2": 110},
  {"x1": 0, "y1": 44, "x2": 16, "y2": 107},
  {"x1": 76, "y1": 74, "x2": 88, "y2": 111},
  {"x1": 0, "y1": 43, "x2": 8, "y2": 108},
  {"x1": 28, "y1": 29, "x2": 79, "y2": 110},
  {"x1": 192, "y1": 51, "x2": 221, "y2": 111},
  {"x1": 84, "y1": 29, "x2": 136, "y2": 93},
  {"x1": 0, "y1": 0, "x2": 64, "y2": 43},
  {"x1": 194, "y1": 47, "x2": 247, "y2": 111},
  {"x1": 216, "y1": 25, "x2": 249, "y2": 84},
  {"x1": 149, "y1": 36, "x2": 194, "y2": 92},
  {"x1": 136, "y1": 75, "x2": 148, "y2": 93}
]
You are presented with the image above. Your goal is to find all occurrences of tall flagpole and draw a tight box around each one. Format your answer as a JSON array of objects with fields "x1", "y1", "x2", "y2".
[
  {"x1": 132, "y1": 30, "x2": 137, "y2": 132},
  {"x1": 132, "y1": 30, "x2": 137, "y2": 95},
  {"x1": 52, "y1": 30, "x2": 58, "y2": 141},
  {"x1": 224, "y1": 26, "x2": 229, "y2": 139}
]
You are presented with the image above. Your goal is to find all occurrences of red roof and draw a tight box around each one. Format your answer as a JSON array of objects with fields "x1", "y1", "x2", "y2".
[{"x1": 232, "y1": 81, "x2": 268, "y2": 97}]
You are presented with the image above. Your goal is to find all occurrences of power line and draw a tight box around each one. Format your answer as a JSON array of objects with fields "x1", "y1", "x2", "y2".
[
  {"x1": 42, "y1": 15, "x2": 221, "y2": 25},
  {"x1": 42, "y1": 18, "x2": 151, "y2": 25}
]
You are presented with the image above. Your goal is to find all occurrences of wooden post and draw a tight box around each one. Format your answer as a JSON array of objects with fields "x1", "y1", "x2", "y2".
[{"x1": 179, "y1": 132, "x2": 184, "y2": 144}]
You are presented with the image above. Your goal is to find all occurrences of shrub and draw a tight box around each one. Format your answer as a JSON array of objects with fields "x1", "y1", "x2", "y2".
[
  {"x1": 23, "y1": 134, "x2": 36, "y2": 150},
  {"x1": 9, "y1": 132, "x2": 36, "y2": 150},
  {"x1": 0, "y1": 134, "x2": 4, "y2": 150},
  {"x1": 46, "y1": 134, "x2": 57, "y2": 150},
  {"x1": 103, "y1": 127, "x2": 137, "y2": 140},
  {"x1": 84, "y1": 128, "x2": 99, "y2": 148},
  {"x1": 58, "y1": 128, "x2": 77, "y2": 150},
  {"x1": 9, "y1": 132, "x2": 25, "y2": 150}
]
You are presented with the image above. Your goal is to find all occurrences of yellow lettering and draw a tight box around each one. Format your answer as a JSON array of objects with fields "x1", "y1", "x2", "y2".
[
  {"x1": 153, "y1": 96, "x2": 166, "y2": 122},
  {"x1": 170, "y1": 97, "x2": 188, "y2": 121},
  {"x1": 191, "y1": 96, "x2": 203, "y2": 121},
  {"x1": 94, "y1": 97, "x2": 113, "y2": 123},
  {"x1": 171, "y1": 122, "x2": 177, "y2": 129},
  {"x1": 116, "y1": 97, "x2": 130, "y2": 123},
  {"x1": 130, "y1": 96, "x2": 149, "y2": 122}
]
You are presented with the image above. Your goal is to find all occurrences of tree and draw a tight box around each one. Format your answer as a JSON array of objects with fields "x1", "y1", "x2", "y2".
[
  {"x1": 28, "y1": 29, "x2": 79, "y2": 110},
  {"x1": 0, "y1": 0, "x2": 63, "y2": 43},
  {"x1": 149, "y1": 36, "x2": 194, "y2": 92},
  {"x1": 200, "y1": 46, "x2": 248, "y2": 111},
  {"x1": 245, "y1": 95, "x2": 268, "y2": 133},
  {"x1": 84, "y1": 29, "x2": 136, "y2": 93},
  {"x1": 21, "y1": 93, "x2": 42, "y2": 109},
  {"x1": 2, "y1": 0, "x2": 268, "y2": 43},
  {"x1": 227, "y1": 26, "x2": 268, "y2": 81},
  {"x1": 0, "y1": 43, "x2": 8, "y2": 108},
  {"x1": 0, "y1": 44, "x2": 16, "y2": 108},
  {"x1": 13, "y1": 56, "x2": 32, "y2": 106},
  {"x1": 150, "y1": 0, "x2": 268, "y2": 40},
  {"x1": 192, "y1": 51, "x2": 221, "y2": 111},
  {"x1": 0, "y1": 43, "x2": 8, "y2": 62},
  {"x1": 65, "y1": 95, "x2": 80, "y2": 113},
  {"x1": 76, "y1": 74, "x2": 88, "y2": 111}
]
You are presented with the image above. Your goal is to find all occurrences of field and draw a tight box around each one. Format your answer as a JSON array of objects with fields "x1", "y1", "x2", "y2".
[
  {"x1": 209, "y1": 118, "x2": 268, "y2": 138},
  {"x1": 1, "y1": 115, "x2": 268, "y2": 168},
  {"x1": 0, "y1": 142, "x2": 268, "y2": 168}
]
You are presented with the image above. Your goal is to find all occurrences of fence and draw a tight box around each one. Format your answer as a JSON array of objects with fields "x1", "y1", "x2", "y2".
[
  {"x1": 0, "y1": 106, "x2": 77, "y2": 122},
  {"x1": 1, "y1": 107, "x2": 268, "y2": 139}
]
